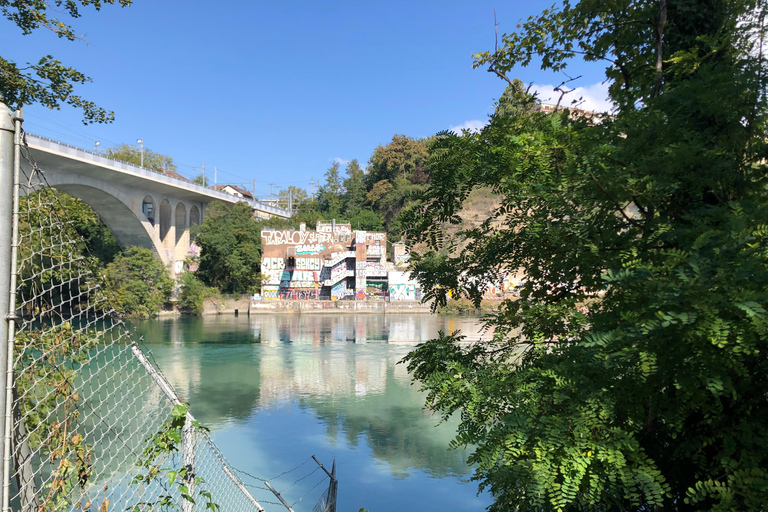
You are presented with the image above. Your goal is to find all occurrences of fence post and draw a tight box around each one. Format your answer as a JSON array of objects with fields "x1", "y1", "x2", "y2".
[
  {"x1": 0, "y1": 97, "x2": 15, "y2": 510},
  {"x1": 181, "y1": 417, "x2": 196, "y2": 512}
]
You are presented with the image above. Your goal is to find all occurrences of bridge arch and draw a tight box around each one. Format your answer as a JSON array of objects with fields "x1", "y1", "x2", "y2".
[{"x1": 39, "y1": 174, "x2": 171, "y2": 266}]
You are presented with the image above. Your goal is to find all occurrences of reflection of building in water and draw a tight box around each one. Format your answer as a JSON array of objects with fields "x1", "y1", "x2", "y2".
[{"x1": 257, "y1": 342, "x2": 390, "y2": 404}]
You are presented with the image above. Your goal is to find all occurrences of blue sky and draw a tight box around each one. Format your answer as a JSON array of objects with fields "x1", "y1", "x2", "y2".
[{"x1": 3, "y1": 1, "x2": 610, "y2": 199}]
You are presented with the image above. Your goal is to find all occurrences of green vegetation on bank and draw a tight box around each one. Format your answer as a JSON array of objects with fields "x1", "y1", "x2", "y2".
[{"x1": 403, "y1": 1, "x2": 768, "y2": 511}]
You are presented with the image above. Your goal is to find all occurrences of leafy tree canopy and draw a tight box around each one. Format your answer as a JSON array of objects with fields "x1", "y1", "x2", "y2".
[
  {"x1": 192, "y1": 174, "x2": 208, "y2": 186},
  {"x1": 1, "y1": 0, "x2": 132, "y2": 123},
  {"x1": 316, "y1": 162, "x2": 344, "y2": 217},
  {"x1": 104, "y1": 144, "x2": 176, "y2": 172},
  {"x1": 104, "y1": 246, "x2": 172, "y2": 318},
  {"x1": 194, "y1": 201, "x2": 261, "y2": 295},
  {"x1": 365, "y1": 134, "x2": 429, "y2": 188},
  {"x1": 403, "y1": 1, "x2": 768, "y2": 511}
]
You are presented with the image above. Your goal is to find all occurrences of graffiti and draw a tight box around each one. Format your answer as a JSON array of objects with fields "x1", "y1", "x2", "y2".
[
  {"x1": 279, "y1": 289, "x2": 319, "y2": 300},
  {"x1": 356, "y1": 289, "x2": 366, "y2": 301},
  {"x1": 365, "y1": 262, "x2": 387, "y2": 276},
  {"x1": 262, "y1": 230, "x2": 334, "y2": 246},
  {"x1": 292, "y1": 270, "x2": 317, "y2": 282},
  {"x1": 262, "y1": 257, "x2": 286, "y2": 272},
  {"x1": 389, "y1": 283, "x2": 416, "y2": 301},
  {"x1": 331, "y1": 264, "x2": 349, "y2": 282},
  {"x1": 295, "y1": 244, "x2": 325, "y2": 255},
  {"x1": 280, "y1": 270, "x2": 292, "y2": 281},
  {"x1": 174, "y1": 260, "x2": 184, "y2": 275},
  {"x1": 395, "y1": 253, "x2": 410, "y2": 264},
  {"x1": 332, "y1": 281, "x2": 352, "y2": 300},
  {"x1": 367, "y1": 245, "x2": 385, "y2": 256},
  {"x1": 295, "y1": 258, "x2": 321, "y2": 271},
  {"x1": 366, "y1": 232, "x2": 386, "y2": 241},
  {"x1": 263, "y1": 285, "x2": 279, "y2": 300},
  {"x1": 289, "y1": 281, "x2": 319, "y2": 288},
  {"x1": 317, "y1": 223, "x2": 352, "y2": 233},
  {"x1": 262, "y1": 270, "x2": 282, "y2": 285}
]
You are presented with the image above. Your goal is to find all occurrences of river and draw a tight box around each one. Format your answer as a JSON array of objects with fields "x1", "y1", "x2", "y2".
[{"x1": 130, "y1": 314, "x2": 494, "y2": 512}]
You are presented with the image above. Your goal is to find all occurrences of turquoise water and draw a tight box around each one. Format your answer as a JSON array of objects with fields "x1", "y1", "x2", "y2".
[{"x1": 131, "y1": 314, "x2": 494, "y2": 512}]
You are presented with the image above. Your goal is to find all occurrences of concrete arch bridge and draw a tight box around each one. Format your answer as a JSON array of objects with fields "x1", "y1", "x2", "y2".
[{"x1": 21, "y1": 134, "x2": 291, "y2": 275}]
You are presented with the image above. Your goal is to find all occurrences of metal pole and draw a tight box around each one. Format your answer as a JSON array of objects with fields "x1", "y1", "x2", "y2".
[
  {"x1": 264, "y1": 481, "x2": 295, "y2": 512},
  {"x1": 0, "y1": 97, "x2": 14, "y2": 512},
  {"x1": 201, "y1": 162, "x2": 205, "y2": 186},
  {"x1": 181, "y1": 417, "x2": 196, "y2": 512},
  {"x1": 2, "y1": 107, "x2": 25, "y2": 512},
  {"x1": 214, "y1": 167, "x2": 217, "y2": 187}
]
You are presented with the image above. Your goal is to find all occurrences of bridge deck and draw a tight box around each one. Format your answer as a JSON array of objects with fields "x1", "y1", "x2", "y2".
[{"x1": 26, "y1": 133, "x2": 291, "y2": 219}]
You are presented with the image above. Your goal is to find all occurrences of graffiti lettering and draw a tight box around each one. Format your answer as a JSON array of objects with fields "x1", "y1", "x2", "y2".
[
  {"x1": 295, "y1": 258, "x2": 321, "y2": 271},
  {"x1": 261, "y1": 257, "x2": 286, "y2": 272},
  {"x1": 295, "y1": 244, "x2": 325, "y2": 255},
  {"x1": 292, "y1": 270, "x2": 317, "y2": 282},
  {"x1": 262, "y1": 230, "x2": 334, "y2": 246},
  {"x1": 389, "y1": 283, "x2": 416, "y2": 301},
  {"x1": 279, "y1": 289, "x2": 319, "y2": 300}
]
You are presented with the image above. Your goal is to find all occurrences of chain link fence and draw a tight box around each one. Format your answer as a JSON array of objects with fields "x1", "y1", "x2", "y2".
[{"x1": 0, "y1": 109, "x2": 336, "y2": 511}]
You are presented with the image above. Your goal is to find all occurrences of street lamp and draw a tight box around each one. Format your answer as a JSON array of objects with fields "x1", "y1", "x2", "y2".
[
  {"x1": 94, "y1": 141, "x2": 100, "y2": 153},
  {"x1": 137, "y1": 138, "x2": 144, "y2": 167}
]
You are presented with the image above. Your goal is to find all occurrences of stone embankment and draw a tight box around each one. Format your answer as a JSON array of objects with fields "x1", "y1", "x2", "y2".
[{"x1": 200, "y1": 298, "x2": 432, "y2": 315}]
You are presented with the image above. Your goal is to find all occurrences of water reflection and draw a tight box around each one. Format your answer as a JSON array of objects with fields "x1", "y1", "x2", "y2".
[{"x1": 130, "y1": 314, "x2": 493, "y2": 511}]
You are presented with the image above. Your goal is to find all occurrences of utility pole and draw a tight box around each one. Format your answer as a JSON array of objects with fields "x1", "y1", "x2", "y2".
[
  {"x1": 214, "y1": 167, "x2": 217, "y2": 186},
  {"x1": 202, "y1": 162, "x2": 205, "y2": 187},
  {"x1": 252, "y1": 179, "x2": 256, "y2": 200},
  {"x1": 309, "y1": 178, "x2": 316, "y2": 200}
]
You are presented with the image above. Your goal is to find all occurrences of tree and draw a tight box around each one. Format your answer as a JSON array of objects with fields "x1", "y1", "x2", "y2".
[
  {"x1": 365, "y1": 135, "x2": 429, "y2": 188},
  {"x1": 277, "y1": 186, "x2": 308, "y2": 211},
  {"x1": 194, "y1": 201, "x2": 261, "y2": 294},
  {"x1": 316, "y1": 162, "x2": 344, "y2": 216},
  {"x1": 104, "y1": 144, "x2": 176, "y2": 172},
  {"x1": 192, "y1": 174, "x2": 208, "y2": 186},
  {"x1": 104, "y1": 246, "x2": 172, "y2": 318},
  {"x1": 403, "y1": 1, "x2": 768, "y2": 511},
  {"x1": 343, "y1": 159, "x2": 366, "y2": 215},
  {"x1": 1, "y1": 0, "x2": 132, "y2": 124}
]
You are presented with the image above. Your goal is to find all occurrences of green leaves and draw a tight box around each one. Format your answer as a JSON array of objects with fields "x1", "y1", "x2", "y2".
[
  {"x1": 195, "y1": 201, "x2": 262, "y2": 295},
  {"x1": 1, "y1": 1, "x2": 133, "y2": 123},
  {"x1": 104, "y1": 246, "x2": 173, "y2": 318},
  {"x1": 404, "y1": 1, "x2": 768, "y2": 510}
]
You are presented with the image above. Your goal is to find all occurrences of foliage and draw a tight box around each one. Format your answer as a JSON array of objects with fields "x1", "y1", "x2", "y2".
[
  {"x1": 1, "y1": 0, "x2": 132, "y2": 123},
  {"x1": 195, "y1": 201, "x2": 262, "y2": 294},
  {"x1": 316, "y1": 162, "x2": 344, "y2": 216},
  {"x1": 349, "y1": 209, "x2": 384, "y2": 232},
  {"x1": 104, "y1": 143, "x2": 177, "y2": 172},
  {"x1": 15, "y1": 323, "x2": 100, "y2": 511},
  {"x1": 365, "y1": 134, "x2": 429, "y2": 188},
  {"x1": 403, "y1": 1, "x2": 768, "y2": 511},
  {"x1": 104, "y1": 246, "x2": 172, "y2": 318},
  {"x1": 128, "y1": 403, "x2": 219, "y2": 512},
  {"x1": 193, "y1": 174, "x2": 209, "y2": 186},
  {"x1": 343, "y1": 159, "x2": 366, "y2": 215},
  {"x1": 277, "y1": 186, "x2": 309, "y2": 211},
  {"x1": 177, "y1": 272, "x2": 219, "y2": 315},
  {"x1": 18, "y1": 188, "x2": 111, "y2": 317}
]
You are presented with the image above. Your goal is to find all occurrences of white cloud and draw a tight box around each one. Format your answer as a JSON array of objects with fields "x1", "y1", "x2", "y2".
[
  {"x1": 530, "y1": 81, "x2": 613, "y2": 113},
  {"x1": 333, "y1": 157, "x2": 350, "y2": 166},
  {"x1": 449, "y1": 119, "x2": 487, "y2": 135}
]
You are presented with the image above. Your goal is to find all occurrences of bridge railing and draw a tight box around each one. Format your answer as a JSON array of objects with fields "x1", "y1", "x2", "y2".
[{"x1": 25, "y1": 133, "x2": 291, "y2": 218}]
